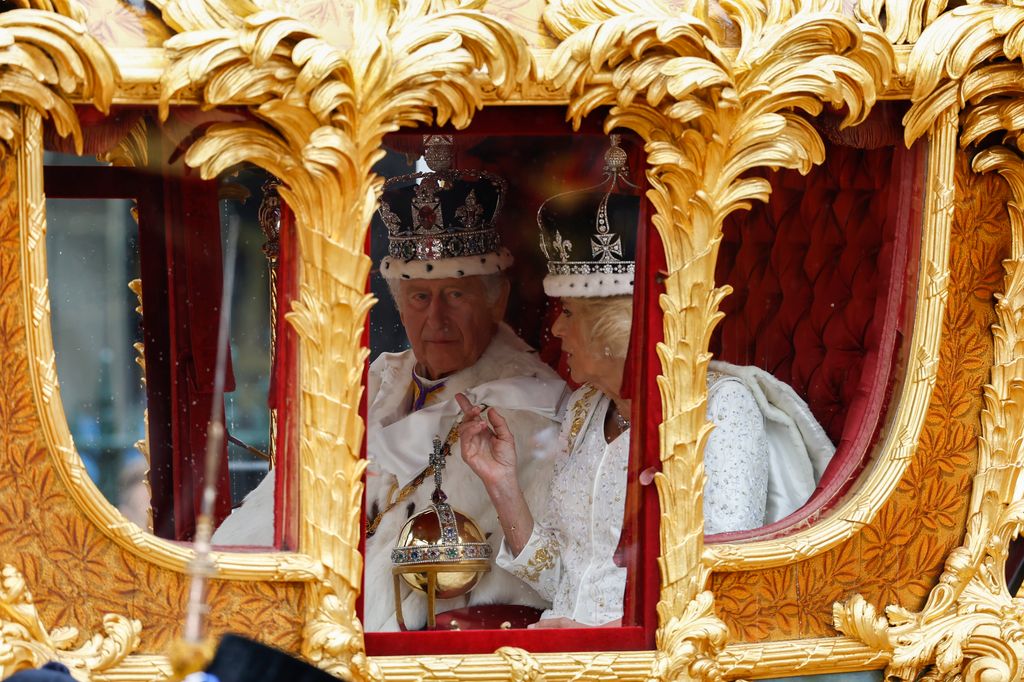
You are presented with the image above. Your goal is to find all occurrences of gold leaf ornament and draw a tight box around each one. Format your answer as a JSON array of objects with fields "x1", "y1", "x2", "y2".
[
  {"x1": 302, "y1": 581, "x2": 382, "y2": 682},
  {"x1": 158, "y1": 0, "x2": 531, "y2": 676},
  {"x1": 0, "y1": 9, "x2": 117, "y2": 157},
  {"x1": 0, "y1": 564, "x2": 141, "y2": 680},
  {"x1": 543, "y1": 1, "x2": 892, "y2": 679},
  {"x1": 835, "y1": 120, "x2": 1024, "y2": 680}
]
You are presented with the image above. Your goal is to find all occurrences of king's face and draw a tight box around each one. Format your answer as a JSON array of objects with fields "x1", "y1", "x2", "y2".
[{"x1": 397, "y1": 276, "x2": 500, "y2": 380}]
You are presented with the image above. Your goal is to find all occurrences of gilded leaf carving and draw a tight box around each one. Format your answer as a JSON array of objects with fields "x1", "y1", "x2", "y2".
[
  {"x1": 542, "y1": 0, "x2": 892, "y2": 676},
  {"x1": 0, "y1": 9, "x2": 117, "y2": 157},
  {"x1": 829, "y1": 7, "x2": 1024, "y2": 678},
  {"x1": 157, "y1": 0, "x2": 530, "y2": 675},
  {"x1": 0, "y1": 564, "x2": 142, "y2": 681},
  {"x1": 854, "y1": 0, "x2": 949, "y2": 45}
]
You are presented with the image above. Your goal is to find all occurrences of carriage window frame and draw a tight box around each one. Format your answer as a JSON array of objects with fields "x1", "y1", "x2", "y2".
[
  {"x1": 359, "y1": 114, "x2": 660, "y2": 655},
  {"x1": 43, "y1": 159, "x2": 282, "y2": 547}
]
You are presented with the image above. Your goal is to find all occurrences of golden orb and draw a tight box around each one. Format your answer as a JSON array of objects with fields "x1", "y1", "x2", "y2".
[{"x1": 391, "y1": 503, "x2": 492, "y2": 600}]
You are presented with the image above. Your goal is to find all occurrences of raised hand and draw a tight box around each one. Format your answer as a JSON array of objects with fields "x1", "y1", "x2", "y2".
[{"x1": 455, "y1": 392, "x2": 518, "y2": 488}]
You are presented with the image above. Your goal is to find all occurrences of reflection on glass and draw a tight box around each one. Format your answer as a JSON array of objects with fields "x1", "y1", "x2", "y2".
[
  {"x1": 47, "y1": 196, "x2": 149, "y2": 528},
  {"x1": 205, "y1": 168, "x2": 279, "y2": 548},
  {"x1": 218, "y1": 169, "x2": 272, "y2": 514},
  {"x1": 363, "y1": 134, "x2": 643, "y2": 633},
  {"x1": 45, "y1": 149, "x2": 277, "y2": 545}
]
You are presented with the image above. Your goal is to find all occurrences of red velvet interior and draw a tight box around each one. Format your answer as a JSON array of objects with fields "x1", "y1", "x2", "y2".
[{"x1": 706, "y1": 140, "x2": 925, "y2": 541}]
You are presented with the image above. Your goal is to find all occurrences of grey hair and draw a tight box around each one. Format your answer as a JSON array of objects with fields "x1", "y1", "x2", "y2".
[
  {"x1": 563, "y1": 295, "x2": 633, "y2": 360},
  {"x1": 386, "y1": 272, "x2": 509, "y2": 311}
]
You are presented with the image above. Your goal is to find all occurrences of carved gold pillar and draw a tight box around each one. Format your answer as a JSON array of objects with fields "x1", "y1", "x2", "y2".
[
  {"x1": 155, "y1": 0, "x2": 530, "y2": 676},
  {"x1": 835, "y1": 6, "x2": 1024, "y2": 679},
  {"x1": 541, "y1": 2, "x2": 895, "y2": 678}
]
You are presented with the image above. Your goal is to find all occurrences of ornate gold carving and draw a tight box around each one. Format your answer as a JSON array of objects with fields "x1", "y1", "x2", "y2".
[
  {"x1": 834, "y1": 148, "x2": 1024, "y2": 681},
  {"x1": 302, "y1": 581, "x2": 382, "y2": 682},
  {"x1": 905, "y1": 5, "x2": 1024, "y2": 150},
  {"x1": 495, "y1": 647, "x2": 543, "y2": 682},
  {"x1": 0, "y1": 8, "x2": 117, "y2": 157},
  {"x1": 156, "y1": 0, "x2": 529, "y2": 675},
  {"x1": 16, "y1": 103, "x2": 321, "y2": 583},
  {"x1": 718, "y1": 637, "x2": 888, "y2": 678},
  {"x1": 543, "y1": 1, "x2": 893, "y2": 678},
  {"x1": 99, "y1": 117, "x2": 149, "y2": 167},
  {"x1": 854, "y1": 0, "x2": 948, "y2": 45},
  {"x1": 6, "y1": 0, "x2": 87, "y2": 23},
  {"x1": 0, "y1": 564, "x2": 142, "y2": 679},
  {"x1": 373, "y1": 650, "x2": 655, "y2": 680},
  {"x1": 833, "y1": 9, "x2": 1024, "y2": 676}
]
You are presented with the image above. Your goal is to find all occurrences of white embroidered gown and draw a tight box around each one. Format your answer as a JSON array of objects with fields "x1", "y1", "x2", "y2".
[{"x1": 498, "y1": 373, "x2": 771, "y2": 625}]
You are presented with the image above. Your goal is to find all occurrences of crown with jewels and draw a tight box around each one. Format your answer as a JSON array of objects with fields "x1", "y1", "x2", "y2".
[
  {"x1": 537, "y1": 135, "x2": 640, "y2": 298},
  {"x1": 378, "y1": 135, "x2": 513, "y2": 281}
]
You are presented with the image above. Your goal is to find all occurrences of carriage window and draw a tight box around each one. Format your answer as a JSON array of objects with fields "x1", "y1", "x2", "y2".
[
  {"x1": 44, "y1": 118, "x2": 283, "y2": 547},
  {"x1": 46, "y1": 194, "x2": 147, "y2": 527},
  {"x1": 362, "y1": 128, "x2": 655, "y2": 651},
  {"x1": 707, "y1": 133, "x2": 923, "y2": 541}
]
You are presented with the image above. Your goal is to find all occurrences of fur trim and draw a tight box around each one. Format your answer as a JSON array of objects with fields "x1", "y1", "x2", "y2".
[
  {"x1": 380, "y1": 248, "x2": 514, "y2": 280},
  {"x1": 542, "y1": 272, "x2": 634, "y2": 298}
]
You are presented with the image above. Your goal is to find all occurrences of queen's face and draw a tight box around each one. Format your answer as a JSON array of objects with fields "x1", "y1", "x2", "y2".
[
  {"x1": 397, "y1": 276, "x2": 507, "y2": 380},
  {"x1": 551, "y1": 299, "x2": 622, "y2": 393}
]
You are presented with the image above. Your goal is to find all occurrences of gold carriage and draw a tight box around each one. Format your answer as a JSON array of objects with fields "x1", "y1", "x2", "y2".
[{"x1": 0, "y1": 0, "x2": 1022, "y2": 680}]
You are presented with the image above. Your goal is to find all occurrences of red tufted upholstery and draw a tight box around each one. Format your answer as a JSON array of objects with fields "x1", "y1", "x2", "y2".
[{"x1": 707, "y1": 141, "x2": 924, "y2": 541}]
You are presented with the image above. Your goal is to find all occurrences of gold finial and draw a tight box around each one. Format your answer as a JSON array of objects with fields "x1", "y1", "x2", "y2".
[
  {"x1": 423, "y1": 135, "x2": 455, "y2": 171},
  {"x1": 604, "y1": 134, "x2": 628, "y2": 175}
]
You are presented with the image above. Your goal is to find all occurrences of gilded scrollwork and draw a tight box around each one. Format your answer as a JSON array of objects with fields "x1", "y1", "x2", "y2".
[
  {"x1": 302, "y1": 580, "x2": 382, "y2": 682},
  {"x1": 0, "y1": 8, "x2": 117, "y2": 157},
  {"x1": 834, "y1": 145, "x2": 1024, "y2": 682},
  {"x1": 854, "y1": 0, "x2": 948, "y2": 46},
  {"x1": 156, "y1": 0, "x2": 530, "y2": 676},
  {"x1": 542, "y1": 1, "x2": 893, "y2": 678},
  {"x1": 0, "y1": 564, "x2": 142, "y2": 681},
  {"x1": 833, "y1": 8, "x2": 1024, "y2": 678}
]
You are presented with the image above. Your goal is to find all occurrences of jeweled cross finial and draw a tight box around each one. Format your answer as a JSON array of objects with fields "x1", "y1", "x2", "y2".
[
  {"x1": 592, "y1": 232, "x2": 623, "y2": 262},
  {"x1": 430, "y1": 436, "x2": 448, "y2": 504}
]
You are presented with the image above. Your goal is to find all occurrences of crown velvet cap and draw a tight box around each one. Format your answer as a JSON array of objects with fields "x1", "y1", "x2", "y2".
[
  {"x1": 537, "y1": 183, "x2": 639, "y2": 298},
  {"x1": 378, "y1": 140, "x2": 513, "y2": 281}
]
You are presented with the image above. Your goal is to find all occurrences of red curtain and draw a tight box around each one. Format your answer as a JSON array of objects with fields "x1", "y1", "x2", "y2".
[{"x1": 158, "y1": 169, "x2": 235, "y2": 541}]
